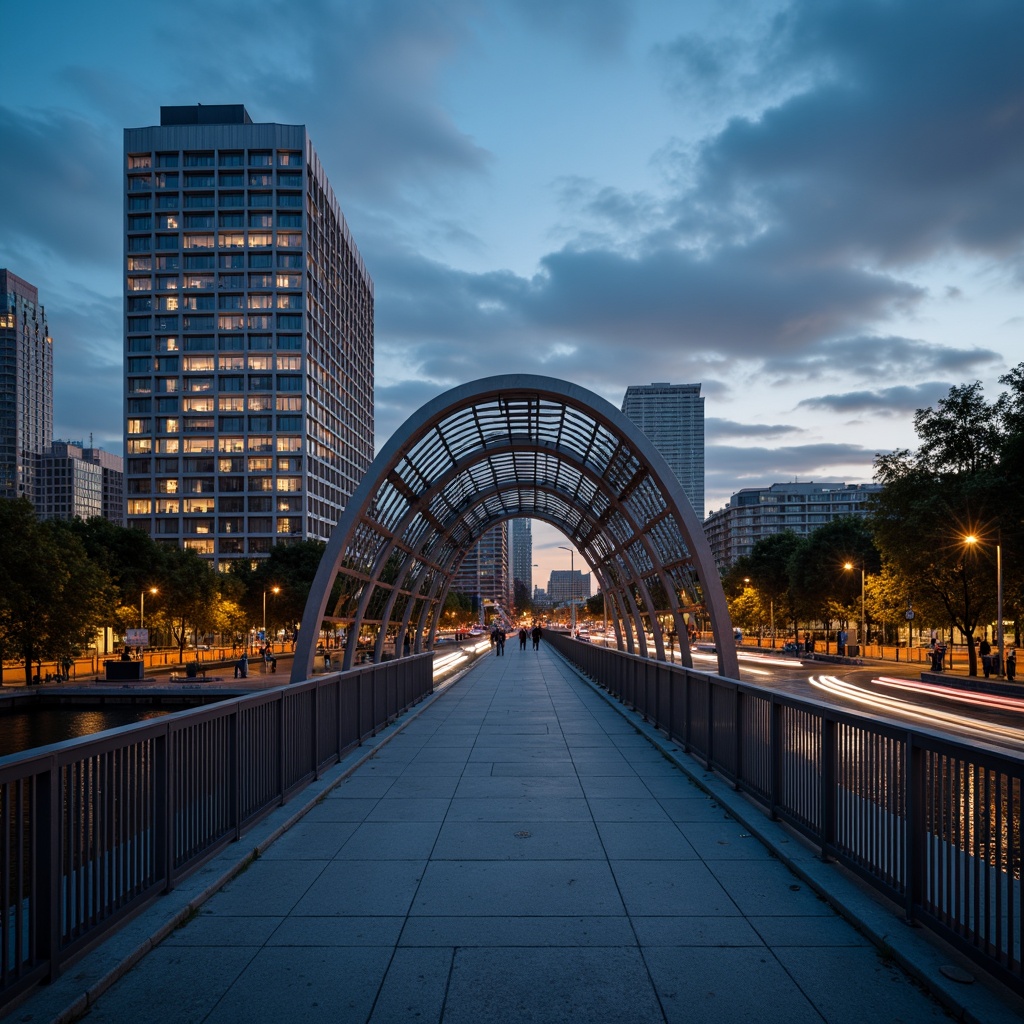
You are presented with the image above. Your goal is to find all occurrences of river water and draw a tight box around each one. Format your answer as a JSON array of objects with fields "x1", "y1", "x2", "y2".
[{"x1": 0, "y1": 707, "x2": 174, "y2": 759}]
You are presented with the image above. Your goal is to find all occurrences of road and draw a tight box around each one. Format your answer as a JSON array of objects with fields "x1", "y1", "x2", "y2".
[{"x1": 684, "y1": 645, "x2": 1024, "y2": 752}]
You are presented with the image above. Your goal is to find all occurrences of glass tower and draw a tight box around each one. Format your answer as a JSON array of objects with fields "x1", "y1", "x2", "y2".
[
  {"x1": 122, "y1": 105, "x2": 373, "y2": 568},
  {"x1": 621, "y1": 382, "x2": 705, "y2": 522},
  {"x1": 0, "y1": 270, "x2": 52, "y2": 506}
]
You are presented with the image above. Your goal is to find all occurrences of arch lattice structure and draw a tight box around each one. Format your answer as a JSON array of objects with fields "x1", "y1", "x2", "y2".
[{"x1": 291, "y1": 375, "x2": 738, "y2": 681}]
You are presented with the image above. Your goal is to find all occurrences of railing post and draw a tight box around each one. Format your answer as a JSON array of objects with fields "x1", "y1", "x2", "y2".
[
  {"x1": 278, "y1": 690, "x2": 286, "y2": 803},
  {"x1": 821, "y1": 717, "x2": 836, "y2": 862},
  {"x1": 231, "y1": 706, "x2": 241, "y2": 841},
  {"x1": 733, "y1": 688, "x2": 743, "y2": 790},
  {"x1": 313, "y1": 681, "x2": 321, "y2": 780},
  {"x1": 904, "y1": 734, "x2": 921, "y2": 924},
  {"x1": 770, "y1": 698, "x2": 782, "y2": 821},
  {"x1": 37, "y1": 758, "x2": 61, "y2": 981}
]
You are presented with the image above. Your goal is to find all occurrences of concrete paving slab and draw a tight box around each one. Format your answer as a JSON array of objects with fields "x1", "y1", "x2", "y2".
[
  {"x1": 707, "y1": 859, "x2": 836, "y2": 917},
  {"x1": 432, "y1": 820, "x2": 605, "y2": 860},
  {"x1": 411, "y1": 860, "x2": 625, "y2": 917},
  {"x1": 398, "y1": 915, "x2": 636, "y2": 947},
  {"x1": 610, "y1": 859, "x2": 739, "y2": 917},
  {"x1": 291, "y1": 859, "x2": 427, "y2": 917},
  {"x1": 335, "y1": 820, "x2": 443, "y2": 860},
  {"x1": 266, "y1": 915, "x2": 405, "y2": 946},
  {"x1": 630, "y1": 914, "x2": 764, "y2": 947},
  {"x1": 452, "y1": 774, "x2": 584, "y2": 799},
  {"x1": 368, "y1": 947, "x2": 452, "y2": 1024},
  {"x1": 674, "y1": 819, "x2": 782, "y2": 861},
  {"x1": 258, "y1": 819, "x2": 360, "y2": 860},
  {"x1": 596, "y1": 820, "x2": 699, "y2": 860}
]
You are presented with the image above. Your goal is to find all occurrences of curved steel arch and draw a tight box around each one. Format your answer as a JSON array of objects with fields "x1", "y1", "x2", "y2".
[{"x1": 291, "y1": 375, "x2": 738, "y2": 680}]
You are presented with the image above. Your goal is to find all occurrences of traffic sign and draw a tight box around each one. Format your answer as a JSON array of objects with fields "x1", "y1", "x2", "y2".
[{"x1": 905, "y1": 610, "x2": 915, "y2": 621}]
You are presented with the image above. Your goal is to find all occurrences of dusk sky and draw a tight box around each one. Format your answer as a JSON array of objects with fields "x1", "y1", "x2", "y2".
[{"x1": 3, "y1": 0, "x2": 1022, "y2": 587}]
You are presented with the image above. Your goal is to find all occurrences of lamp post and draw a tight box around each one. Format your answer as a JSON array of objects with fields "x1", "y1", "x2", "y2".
[
  {"x1": 263, "y1": 586, "x2": 280, "y2": 641},
  {"x1": 843, "y1": 562, "x2": 865, "y2": 656},
  {"x1": 965, "y1": 534, "x2": 1003, "y2": 678},
  {"x1": 140, "y1": 587, "x2": 157, "y2": 629},
  {"x1": 558, "y1": 545, "x2": 576, "y2": 632}
]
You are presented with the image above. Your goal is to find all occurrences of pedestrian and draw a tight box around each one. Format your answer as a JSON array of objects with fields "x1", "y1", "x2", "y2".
[
  {"x1": 1007, "y1": 648, "x2": 1016, "y2": 683},
  {"x1": 519, "y1": 627, "x2": 528, "y2": 650},
  {"x1": 270, "y1": 655, "x2": 277, "y2": 673},
  {"x1": 531, "y1": 624, "x2": 542, "y2": 650},
  {"x1": 978, "y1": 637, "x2": 992, "y2": 678},
  {"x1": 324, "y1": 650, "x2": 332, "y2": 671},
  {"x1": 235, "y1": 653, "x2": 248, "y2": 679}
]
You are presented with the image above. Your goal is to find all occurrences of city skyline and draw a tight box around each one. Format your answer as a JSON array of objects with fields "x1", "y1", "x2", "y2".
[{"x1": 2, "y1": 0, "x2": 1021, "y2": 585}]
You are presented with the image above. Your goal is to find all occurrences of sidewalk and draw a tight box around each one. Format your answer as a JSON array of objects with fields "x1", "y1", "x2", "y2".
[{"x1": 14, "y1": 642, "x2": 1022, "y2": 1024}]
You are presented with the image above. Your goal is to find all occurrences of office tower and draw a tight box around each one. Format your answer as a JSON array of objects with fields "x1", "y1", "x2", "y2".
[
  {"x1": 453, "y1": 524, "x2": 509, "y2": 619},
  {"x1": 123, "y1": 105, "x2": 373, "y2": 568},
  {"x1": 510, "y1": 518, "x2": 533, "y2": 602},
  {"x1": 703, "y1": 481, "x2": 883, "y2": 570},
  {"x1": 37, "y1": 442, "x2": 125, "y2": 524},
  {"x1": 547, "y1": 569, "x2": 591, "y2": 606},
  {"x1": 621, "y1": 383, "x2": 704, "y2": 521},
  {"x1": 0, "y1": 270, "x2": 53, "y2": 505}
]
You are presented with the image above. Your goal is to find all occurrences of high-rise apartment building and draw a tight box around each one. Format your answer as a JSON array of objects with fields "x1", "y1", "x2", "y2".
[
  {"x1": 122, "y1": 105, "x2": 373, "y2": 568},
  {"x1": 510, "y1": 518, "x2": 533, "y2": 602},
  {"x1": 547, "y1": 569, "x2": 591, "y2": 606},
  {"x1": 703, "y1": 481, "x2": 883, "y2": 570},
  {"x1": 621, "y1": 383, "x2": 704, "y2": 521},
  {"x1": 0, "y1": 270, "x2": 53, "y2": 505},
  {"x1": 37, "y1": 441, "x2": 124, "y2": 524},
  {"x1": 453, "y1": 524, "x2": 509, "y2": 619}
]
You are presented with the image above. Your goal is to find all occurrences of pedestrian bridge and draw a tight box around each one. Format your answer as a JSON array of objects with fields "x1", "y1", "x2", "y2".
[{"x1": 291, "y1": 375, "x2": 737, "y2": 680}]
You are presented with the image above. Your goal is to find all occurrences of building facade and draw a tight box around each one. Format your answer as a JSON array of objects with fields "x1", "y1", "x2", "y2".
[
  {"x1": 37, "y1": 441, "x2": 124, "y2": 524},
  {"x1": 510, "y1": 518, "x2": 533, "y2": 602},
  {"x1": 0, "y1": 270, "x2": 52, "y2": 506},
  {"x1": 547, "y1": 569, "x2": 591, "y2": 606},
  {"x1": 703, "y1": 481, "x2": 883, "y2": 570},
  {"x1": 621, "y1": 382, "x2": 704, "y2": 521},
  {"x1": 452, "y1": 523, "x2": 510, "y2": 619},
  {"x1": 122, "y1": 105, "x2": 373, "y2": 569}
]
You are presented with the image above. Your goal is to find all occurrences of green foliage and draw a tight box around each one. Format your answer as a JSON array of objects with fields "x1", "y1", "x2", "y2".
[{"x1": 0, "y1": 501, "x2": 114, "y2": 683}]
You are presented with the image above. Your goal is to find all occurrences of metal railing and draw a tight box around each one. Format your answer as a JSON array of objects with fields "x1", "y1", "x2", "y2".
[
  {"x1": 0, "y1": 655, "x2": 433, "y2": 1011},
  {"x1": 549, "y1": 634, "x2": 1023, "y2": 995}
]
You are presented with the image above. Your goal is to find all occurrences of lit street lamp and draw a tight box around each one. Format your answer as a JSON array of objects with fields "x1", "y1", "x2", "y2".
[
  {"x1": 843, "y1": 562, "x2": 865, "y2": 655},
  {"x1": 965, "y1": 534, "x2": 1003, "y2": 677},
  {"x1": 263, "y1": 586, "x2": 280, "y2": 639},
  {"x1": 140, "y1": 587, "x2": 157, "y2": 629}
]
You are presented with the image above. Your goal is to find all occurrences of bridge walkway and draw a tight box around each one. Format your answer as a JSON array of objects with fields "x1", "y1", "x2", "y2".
[{"x1": 20, "y1": 641, "x2": 1020, "y2": 1024}]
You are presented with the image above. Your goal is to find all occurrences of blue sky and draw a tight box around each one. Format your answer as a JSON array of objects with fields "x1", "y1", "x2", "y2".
[{"x1": 2, "y1": 0, "x2": 1022, "y2": 586}]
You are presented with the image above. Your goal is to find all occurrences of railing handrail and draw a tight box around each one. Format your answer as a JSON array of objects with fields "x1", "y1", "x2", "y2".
[{"x1": 0, "y1": 655, "x2": 433, "y2": 1010}]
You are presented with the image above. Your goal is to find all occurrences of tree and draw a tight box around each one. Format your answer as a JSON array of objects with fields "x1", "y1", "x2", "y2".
[
  {"x1": 0, "y1": 501, "x2": 113, "y2": 684},
  {"x1": 736, "y1": 532, "x2": 804, "y2": 641},
  {"x1": 871, "y1": 380, "x2": 1005, "y2": 676},
  {"x1": 153, "y1": 547, "x2": 221, "y2": 661}
]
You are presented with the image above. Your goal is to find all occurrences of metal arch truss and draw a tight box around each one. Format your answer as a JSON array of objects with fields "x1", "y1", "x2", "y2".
[{"x1": 291, "y1": 375, "x2": 738, "y2": 680}]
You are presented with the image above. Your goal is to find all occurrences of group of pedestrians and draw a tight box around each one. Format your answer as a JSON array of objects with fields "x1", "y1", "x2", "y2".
[{"x1": 491, "y1": 623, "x2": 544, "y2": 656}]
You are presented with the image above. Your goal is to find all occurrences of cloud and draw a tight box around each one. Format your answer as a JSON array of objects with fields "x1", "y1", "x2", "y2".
[
  {"x1": 680, "y1": 0, "x2": 1024, "y2": 269},
  {"x1": 795, "y1": 381, "x2": 955, "y2": 415},
  {"x1": 706, "y1": 417, "x2": 802, "y2": 440}
]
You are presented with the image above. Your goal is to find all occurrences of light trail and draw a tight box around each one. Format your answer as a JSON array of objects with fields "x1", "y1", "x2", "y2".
[
  {"x1": 809, "y1": 674, "x2": 1024, "y2": 747},
  {"x1": 871, "y1": 675, "x2": 1024, "y2": 713}
]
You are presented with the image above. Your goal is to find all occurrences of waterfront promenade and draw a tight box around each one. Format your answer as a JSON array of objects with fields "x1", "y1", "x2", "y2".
[{"x1": 14, "y1": 644, "x2": 1021, "y2": 1024}]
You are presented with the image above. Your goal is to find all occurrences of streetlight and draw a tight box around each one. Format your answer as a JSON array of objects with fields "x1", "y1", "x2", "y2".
[
  {"x1": 558, "y1": 545, "x2": 576, "y2": 632},
  {"x1": 263, "y1": 586, "x2": 280, "y2": 639},
  {"x1": 843, "y1": 562, "x2": 865, "y2": 656},
  {"x1": 965, "y1": 534, "x2": 1003, "y2": 677},
  {"x1": 140, "y1": 587, "x2": 157, "y2": 628}
]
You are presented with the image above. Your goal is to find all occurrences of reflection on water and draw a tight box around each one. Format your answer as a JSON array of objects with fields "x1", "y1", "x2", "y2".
[{"x1": 0, "y1": 707, "x2": 171, "y2": 759}]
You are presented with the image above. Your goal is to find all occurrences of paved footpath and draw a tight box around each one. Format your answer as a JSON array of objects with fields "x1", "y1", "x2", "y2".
[{"x1": 20, "y1": 644, "x2": 1023, "y2": 1024}]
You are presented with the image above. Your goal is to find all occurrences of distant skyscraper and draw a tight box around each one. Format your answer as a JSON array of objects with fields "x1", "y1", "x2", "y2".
[
  {"x1": 621, "y1": 382, "x2": 704, "y2": 521},
  {"x1": 453, "y1": 524, "x2": 509, "y2": 617},
  {"x1": 122, "y1": 105, "x2": 374, "y2": 568},
  {"x1": 703, "y1": 481, "x2": 883, "y2": 570},
  {"x1": 510, "y1": 518, "x2": 533, "y2": 600},
  {"x1": 0, "y1": 270, "x2": 53, "y2": 506},
  {"x1": 38, "y1": 441, "x2": 124, "y2": 524},
  {"x1": 547, "y1": 569, "x2": 591, "y2": 606}
]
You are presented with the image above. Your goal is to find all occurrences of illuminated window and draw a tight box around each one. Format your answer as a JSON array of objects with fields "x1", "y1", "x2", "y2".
[
  {"x1": 248, "y1": 294, "x2": 272, "y2": 309},
  {"x1": 183, "y1": 438, "x2": 214, "y2": 454},
  {"x1": 277, "y1": 477, "x2": 302, "y2": 492},
  {"x1": 156, "y1": 499, "x2": 180, "y2": 514},
  {"x1": 156, "y1": 479, "x2": 179, "y2": 494},
  {"x1": 218, "y1": 436, "x2": 245, "y2": 453},
  {"x1": 128, "y1": 154, "x2": 152, "y2": 169},
  {"x1": 184, "y1": 539, "x2": 214, "y2": 554},
  {"x1": 156, "y1": 275, "x2": 178, "y2": 290},
  {"x1": 276, "y1": 436, "x2": 302, "y2": 452},
  {"x1": 184, "y1": 274, "x2": 213, "y2": 289},
  {"x1": 248, "y1": 232, "x2": 273, "y2": 247},
  {"x1": 127, "y1": 439, "x2": 153, "y2": 454},
  {"x1": 247, "y1": 394, "x2": 273, "y2": 410},
  {"x1": 218, "y1": 315, "x2": 245, "y2": 331},
  {"x1": 275, "y1": 273, "x2": 301, "y2": 288},
  {"x1": 128, "y1": 500, "x2": 152, "y2": 515},
  {"x1": 186, "y1": 377, "x2": 213, "y2": 392},
  {"x1": 276, "y1": 395, "x2": 301, "y2": 410},
  {"x1": 127, "y1": 418, "x2": 149, "y2": 434},
  {"x1": 277, "y1": 232, "x2": 302, "y2": 247},
  {"x1": 155, "y1": 438, "x2": 180, "y2": 453},
  {"x1": 219, "y1": 232, "x2": 245, "y2": 249},
  {"x1": 183, "y1": 234, "x2": 214, "y2": 249}
]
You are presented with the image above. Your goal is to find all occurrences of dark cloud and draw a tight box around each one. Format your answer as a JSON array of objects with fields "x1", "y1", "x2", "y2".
[
  {"x1": 682, "y1": 0, "x2": 1024, "y2": 268},
  {"x1": 763, "y1": 335, "x2": 1003, "y2": 384},
  {"x1": 508, "y1": 0, "x2": 633, "y2": 55},
  {"x1": 706, "y1": 417, "x2": 802, "y2": 440},
  {"x1": 795, "y1": 382, "x2": 955, "y2": 415}
]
